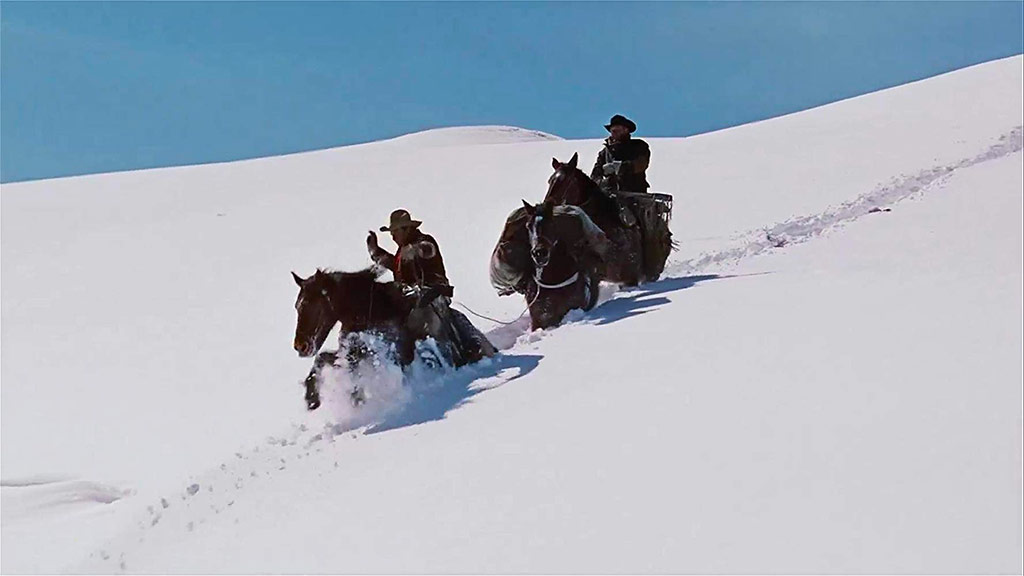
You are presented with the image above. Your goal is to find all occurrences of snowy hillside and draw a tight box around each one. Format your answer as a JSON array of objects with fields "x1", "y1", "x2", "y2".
[
  {"x1": 2, "y1": 56, "x2": 1021, "y2": 573},
  {"x1": 378, "y1": 125, "x2": 563, "y2": 147}
]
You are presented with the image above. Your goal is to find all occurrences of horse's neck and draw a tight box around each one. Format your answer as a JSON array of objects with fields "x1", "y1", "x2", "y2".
[
  {"x1": 576, "y1": 176, "x2": 603, "y2": 205},
  {"x1": 550, "y1": 186, "x2": 580, "y2": 206},
  {"x1": 327, "y1": 280, "x2": 367, "y2": 328},
  {"x1": 364, "y1": 282, "x2": 404, "y2": 324},
  {"x1": 573, "y1": 177, "x2": 617, "y2": 226},
  {"x1": 563, "y1": 174, "x2": 600, "y2": 206}
]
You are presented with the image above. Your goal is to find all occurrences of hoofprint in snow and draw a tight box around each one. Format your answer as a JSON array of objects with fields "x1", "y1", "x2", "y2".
[{"x1": 2, "y1": 57, "x2": 1021, "y2": 573}]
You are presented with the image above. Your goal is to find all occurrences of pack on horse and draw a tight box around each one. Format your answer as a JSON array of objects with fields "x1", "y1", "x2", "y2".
[
  {"x1": 292, "y1": 267, "x2": 481, "y2": 411},
  {"x1": 490, "y1": 200, "x2": 610, "y2": 330}
]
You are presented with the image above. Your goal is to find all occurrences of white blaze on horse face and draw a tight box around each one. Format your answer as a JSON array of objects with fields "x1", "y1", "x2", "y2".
[{"x1": 529, "y1": 214, "x2": 559, "y2": 273}]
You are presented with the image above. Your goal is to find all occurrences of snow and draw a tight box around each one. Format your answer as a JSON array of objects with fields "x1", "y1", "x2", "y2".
[
  {"x1": 2, "y1": 56, "x2": 1021, "y2": 573},
  {"x1": 377, "y1": 125, "x2": 563, "y2": 147}
]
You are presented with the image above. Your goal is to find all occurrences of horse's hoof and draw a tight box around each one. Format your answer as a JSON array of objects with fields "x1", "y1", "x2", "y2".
[{"x1": 306, "y1": 396, "x2": 321, "y2": 411}]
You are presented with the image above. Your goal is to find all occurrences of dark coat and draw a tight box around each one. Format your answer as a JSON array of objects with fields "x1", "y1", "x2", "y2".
[
  {"x1": 370, "y1": 229, "x2": 450, "y2": 288},
  {"x1": 590, "y1": 136, "x2": 651, "y2": 192}
]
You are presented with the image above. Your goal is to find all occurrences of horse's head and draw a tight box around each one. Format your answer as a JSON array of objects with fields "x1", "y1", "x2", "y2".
[
  {"x1": 545, "y1": 152, "x2": 589, "y2": 205},
  {"x1": 291, "y1": 269, "x2": 339, "y2": 357},
  {"x1": 522, "y1": 199, "x2": 558, "y2": 270}
]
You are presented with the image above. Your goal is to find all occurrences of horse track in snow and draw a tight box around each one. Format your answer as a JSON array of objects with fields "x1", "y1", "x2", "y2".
[{"x1": 673, "y1": 126, "x2": 1022, "y2": 275}]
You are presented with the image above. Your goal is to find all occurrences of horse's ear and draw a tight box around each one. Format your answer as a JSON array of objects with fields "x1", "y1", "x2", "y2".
[
  {"x1": 291, "y1": 271, "x2": 305, "y2": 286},
  {"x1": 568, "y1": 152, "x2": 578, "y2": 169},
  {"x1": 551, "y1": 157, "x2": 560, "y2": 170},
  {"x1": 522, "y1": 200, "x2": 535, "y2": 215}
]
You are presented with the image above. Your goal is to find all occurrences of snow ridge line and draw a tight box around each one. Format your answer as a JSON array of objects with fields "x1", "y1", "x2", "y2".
[{"x1": 670, "y1": 126, "x2": 1023, "y2": 275}]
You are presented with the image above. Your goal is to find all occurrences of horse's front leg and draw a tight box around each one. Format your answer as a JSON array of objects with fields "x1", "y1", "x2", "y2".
[
  {"x1": 583, "y1": 271, "x2": 601, "y2": 311},
  {"x1": 302, "y1": 351, "x2": 338, "y2": 411},
  {"x1": 395, "y1": 329, "x2": 417, "y2": 368}
]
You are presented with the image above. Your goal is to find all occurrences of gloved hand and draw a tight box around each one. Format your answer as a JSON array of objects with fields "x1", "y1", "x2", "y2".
[
  {"x1": 416, "y1": 286, "x2": 442, "y2": 308},
  {"x1": 366, "y1": 230, "x2": 379, "y2": 253},
  {"x1": 398, "y1": 284, "x2": 429, "y2": 306},
  {"x1": 602, "y1": 161, "x2": 622, "y2": 175}
]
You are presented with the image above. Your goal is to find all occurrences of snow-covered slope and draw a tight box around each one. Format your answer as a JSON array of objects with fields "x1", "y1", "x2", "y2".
[
  {"x1": 377, "y1": 125, "x2": 563, "y2": 147},
  {"x1": 2, "y1": 56, "x2": 1021, "y2": 573}
]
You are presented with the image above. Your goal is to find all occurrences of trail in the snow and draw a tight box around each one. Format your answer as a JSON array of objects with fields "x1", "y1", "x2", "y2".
[{"x1": 671, "y1": 126, "x2": 1022, "y2": 275}]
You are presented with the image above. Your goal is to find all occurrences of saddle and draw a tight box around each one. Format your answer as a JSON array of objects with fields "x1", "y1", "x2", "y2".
[{"x1": 598, "y1": 177, "x2": 673, "y2": 228}]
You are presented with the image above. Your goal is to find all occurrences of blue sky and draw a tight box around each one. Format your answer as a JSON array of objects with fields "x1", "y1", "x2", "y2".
[{"x1": 2, "y1": 1, "x2": 1021, "y2": 183}]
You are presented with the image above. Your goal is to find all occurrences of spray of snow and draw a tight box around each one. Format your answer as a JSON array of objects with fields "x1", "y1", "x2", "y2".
[{"x1": 309, "y1": 333, "x2": 463, "y2": 434}]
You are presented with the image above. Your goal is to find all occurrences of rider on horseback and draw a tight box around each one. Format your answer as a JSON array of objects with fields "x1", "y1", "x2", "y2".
[
  {"x1": 590, "y1": 114, "x2": 651, "y2": 195},
  {"x1": 368, "y1": 209, "x2": 450, "y2": 300},
  {"x1": 367, "y1": 209, "x2": 495, "y2": 365},
  {"x1": 589, "y1": 114, "x2": 652, "y2": 228},
  {"x1": 589, "y1": 115, "x2": 673, "y2": 281}
]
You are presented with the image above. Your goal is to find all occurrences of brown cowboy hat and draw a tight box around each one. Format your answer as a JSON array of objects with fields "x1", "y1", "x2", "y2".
[
  {"x1": 379, "y1": 209, "x2": 422, "y2": 232},
  {"x1": 604, "y1": 114, "x2": 637, "y2": 133}
]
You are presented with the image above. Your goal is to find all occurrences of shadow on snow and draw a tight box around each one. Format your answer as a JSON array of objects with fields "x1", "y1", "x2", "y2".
[{"x1": 365, "y1": 273, "x2": 751, "y2": 434}]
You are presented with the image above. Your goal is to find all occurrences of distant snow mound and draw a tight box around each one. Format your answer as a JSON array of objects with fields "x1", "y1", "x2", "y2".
[
  {"x1": 380, "y1": 125, "x2": 563, "y2": 148},
  {"x1": 2, "y1": 478, "x2": 131, "y2": 519}
]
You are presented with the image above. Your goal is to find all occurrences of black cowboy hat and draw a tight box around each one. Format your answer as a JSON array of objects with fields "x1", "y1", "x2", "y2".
[
  {"x1": 380, "y1": 209, "x2": 422, "y2": 232},
  {"x1": 604, "y1": 114, "x2": 636, "y2": 133}
]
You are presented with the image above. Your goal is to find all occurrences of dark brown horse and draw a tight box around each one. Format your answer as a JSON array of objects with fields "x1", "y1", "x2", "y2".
[
  {"x1": 544, "y1": 153, "x2": 654, "y2": 285},
  {"x1": 291, "y1": 268, "x2": 454, "y2": 410},
  {"x1": 515, "y1": 200, "x2": 607, "y2": 329}
]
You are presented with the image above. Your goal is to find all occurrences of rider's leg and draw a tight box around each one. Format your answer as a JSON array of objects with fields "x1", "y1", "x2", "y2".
[
  {"x1": 448, "y1": 307, "x2": 497, "y2": 361},
  {"x1": 427, "y1": 297, "x2": 466, "y2": 366}
]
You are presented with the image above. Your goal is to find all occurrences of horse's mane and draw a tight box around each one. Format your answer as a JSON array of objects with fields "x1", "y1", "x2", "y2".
[
  {"x1": 323, "y1": 266, "x2": 386, "y2": 284},
  {"x1": 319, "y1": 266, "x2": 409, "y2": 320},
  {"x1": 567, "y1": 164, "x2": 601, "y2": 190}
]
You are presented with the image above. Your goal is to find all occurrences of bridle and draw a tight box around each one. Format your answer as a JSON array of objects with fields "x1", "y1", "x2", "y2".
[
  {"x1": 297, "y1": 280, "x2": 339, "y2": 350},
  {"x1": 528, "y1": 211, "x2": 580, "y2": 292},
  {"x1": 534, "y1": 270, "x2": 579, "y2": 290},
  {"x1": 548, "y1": 165, "x2": 595, "y2": 211}
]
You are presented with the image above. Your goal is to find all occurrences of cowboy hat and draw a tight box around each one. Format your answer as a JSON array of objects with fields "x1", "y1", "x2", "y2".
[
  {"x1": 379, "y1": 209, "x2": 422, "y2": 232},
  {"x1": 604, "y1": 114, "x2": 637, "y2": 133}
]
